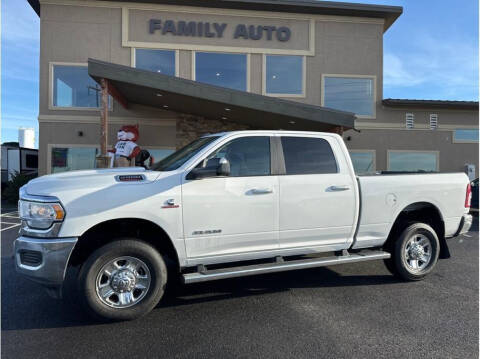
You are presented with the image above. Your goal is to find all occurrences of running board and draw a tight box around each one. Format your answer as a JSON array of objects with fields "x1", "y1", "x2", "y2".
[{"x1": 182, "y1": 250, "x2": 390, "y2": 284}]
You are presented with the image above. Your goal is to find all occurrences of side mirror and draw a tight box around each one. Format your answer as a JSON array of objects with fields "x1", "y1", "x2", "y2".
[
  {"x1": 186, "y1": 158, "x2": 230, "y2": 180},
  {"x1": 217, "y1": 157, "x2": 230, "y2": 176}
]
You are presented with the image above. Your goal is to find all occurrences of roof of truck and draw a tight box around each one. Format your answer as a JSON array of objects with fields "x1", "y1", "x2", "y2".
[{"x1": 203, "y1": 130, "x2": 342, "y2": 136}]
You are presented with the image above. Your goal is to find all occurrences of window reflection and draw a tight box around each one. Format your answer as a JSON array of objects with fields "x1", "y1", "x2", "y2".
[
  {"x1": 266, "y1": 55, "x2": 303, "y2": 95},
  {"x1": 454, "y1": 129, "x2": 479, "y2": 142},
  {"x1": 51, "y1": 147, "x2": 98, "y2": 173},
  {"x1": 145, "y1": 148, "x2": 175, "y2": 162},
  {"x1": 135, "y1": 49, "x2": 176, "y2": 76},
  {"x1": 53, "y1": 66, "x2": 104, "y2": 108},
  {"x1": 388, "y1": 152, "x2": 437, "y2": 172},
  {"x1": 195, "y1": 52, "x2": 247, "y2": 91},
  {"x1": 324, "y1": 77, "x2": 374, "y2": 117},
  {"x1": 205, "y1": 136, "x2": 271, "y2": 177},
  {"x1": 349, "y1": 151, "x2": 375, "y2": 174}
]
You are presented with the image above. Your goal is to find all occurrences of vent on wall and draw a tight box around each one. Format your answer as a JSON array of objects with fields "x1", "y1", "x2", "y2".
[
  {"x1": 430, "y1": 114, "x2": 438, "y2": 130},
  {"x1": 406, "y1": 113, "x2": 414, "y2": 129}
]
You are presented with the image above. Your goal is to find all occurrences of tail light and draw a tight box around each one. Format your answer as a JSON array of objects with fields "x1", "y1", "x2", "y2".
[{"x1": 465, "y1": 183, "x2": 472, "y2": 208}]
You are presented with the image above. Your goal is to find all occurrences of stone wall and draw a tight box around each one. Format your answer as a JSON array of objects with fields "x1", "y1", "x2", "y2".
[{"x1": 175, "y1": 114, "x2": 255, "y2": 148}]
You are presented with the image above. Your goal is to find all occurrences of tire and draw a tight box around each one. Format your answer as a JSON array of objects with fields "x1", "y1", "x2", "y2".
[
  {"x1": 78, "y1": 239, "x2": 167, "y2": 321},
  {"x1": 387, "y1": 223, "x2": 440, "y2": 281}
]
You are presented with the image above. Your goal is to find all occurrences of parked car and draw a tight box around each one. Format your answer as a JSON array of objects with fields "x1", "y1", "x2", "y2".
[
  {"x1": 15, "y1": 131, "x2": 472, "y2": 320},
  {"x1": 470, "y1": 178, "x2": 478, "y2": 213}
]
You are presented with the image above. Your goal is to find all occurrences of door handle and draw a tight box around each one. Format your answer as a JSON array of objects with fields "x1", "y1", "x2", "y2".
[
  {"x1": 250, "y1": 188, "x2": 273, "y2": 194},
  {"x1": 329, "y1": 185, "x2": 350, "y2": 192}
]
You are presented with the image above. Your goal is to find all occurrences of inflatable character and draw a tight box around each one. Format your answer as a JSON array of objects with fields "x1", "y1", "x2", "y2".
[{"x1": 108, "y1": 125, "x2": 141, "y2": 167}]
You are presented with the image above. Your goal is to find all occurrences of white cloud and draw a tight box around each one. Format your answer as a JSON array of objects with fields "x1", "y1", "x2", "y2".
[
  {"x1": 384, "y1": 34, "x2": 478, "y2": 99},
  {"x1": 2, "y1": 1, "x2": 40, "y2": 42},
  {"x1": 384, "y1": 53, "x2": 425, "y2": 87}
]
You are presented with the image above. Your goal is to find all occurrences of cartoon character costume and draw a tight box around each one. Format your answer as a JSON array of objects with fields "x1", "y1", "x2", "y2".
[{"x1": 108, "y1": 125, "x2": 141, "y2": 167}]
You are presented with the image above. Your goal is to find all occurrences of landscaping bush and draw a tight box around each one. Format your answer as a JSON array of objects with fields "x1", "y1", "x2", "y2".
[{"x1": 2, "y1": 171, "x2": 37, "y2": 204}]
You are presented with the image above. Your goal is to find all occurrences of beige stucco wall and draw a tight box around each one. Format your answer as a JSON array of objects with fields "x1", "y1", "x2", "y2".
[
  {"x1": 374, "y1": 106, "x2": 478, "y2": 127},
  {"x1": 344, "y1": 127, "x2": 478, "y2": 173},
  {"x1": 350, "y1": 106, "x2": 478, "y2": 174}
]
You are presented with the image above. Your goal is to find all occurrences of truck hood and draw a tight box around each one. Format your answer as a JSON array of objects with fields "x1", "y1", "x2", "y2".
[{"x1": 24, "y1": 167, "x2": 163, "y2": 197}]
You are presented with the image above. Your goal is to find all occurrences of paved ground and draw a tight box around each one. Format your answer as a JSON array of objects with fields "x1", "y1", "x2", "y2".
[{"x1": 1, "y1": 212, "x2": 478, "y2": 359}]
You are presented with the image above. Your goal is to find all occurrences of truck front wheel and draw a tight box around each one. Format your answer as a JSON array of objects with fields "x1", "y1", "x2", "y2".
[
  {"x1": 386, "y1": 223, "x2": 440, "y2": 281},
  {"x1": 78, "y1": 239, "x2": 167, "y2": 321}
]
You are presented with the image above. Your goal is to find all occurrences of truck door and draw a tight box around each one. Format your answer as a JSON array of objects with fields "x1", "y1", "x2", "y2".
[
  {"x1": 182, "y1": 135, "x2": 279, "y2": 259},
  {"x1": 277, "y1": 135, "x2": 357, "y2": 249}
]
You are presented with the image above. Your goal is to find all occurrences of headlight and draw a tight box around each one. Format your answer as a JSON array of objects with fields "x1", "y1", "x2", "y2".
[{"x1": 18, "y1": 200, "x2": 65, "y2": 229}]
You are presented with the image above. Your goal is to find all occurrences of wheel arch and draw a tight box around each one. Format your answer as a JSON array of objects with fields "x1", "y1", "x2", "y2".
[
  {"x1": 68, "y1": 218, "x2": 181, "y2": 272},
  {"x1": 384, "y1": 201, "x2": 449, "y2": 259}
]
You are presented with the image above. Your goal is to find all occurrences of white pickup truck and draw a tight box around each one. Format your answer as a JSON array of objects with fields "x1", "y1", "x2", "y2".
[{"x1": 15, "y1": 131, "x2": 473, "y2": 320}]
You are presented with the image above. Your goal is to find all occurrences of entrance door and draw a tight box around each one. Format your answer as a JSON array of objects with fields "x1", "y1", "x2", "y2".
[
  {"x1": 182, "y1": 135, "x2": 279, "y2": 259},
  {"x1": 278, "y1": 135, "x2": 357, "y2": 249}
]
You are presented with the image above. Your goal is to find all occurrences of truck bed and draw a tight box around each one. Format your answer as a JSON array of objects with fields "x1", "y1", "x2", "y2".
[{"x1": 353, "y1": 172, "x2": 469, "y2": 249}]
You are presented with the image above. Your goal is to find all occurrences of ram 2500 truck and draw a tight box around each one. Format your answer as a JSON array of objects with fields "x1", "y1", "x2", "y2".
[{"x1": 15, "y1": 131, "x2": 473, "y2": 320}]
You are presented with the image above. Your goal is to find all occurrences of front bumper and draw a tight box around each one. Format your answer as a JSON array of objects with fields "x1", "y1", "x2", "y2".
[
  {"x1": 14, "y1": 236, "x2": 77, "y2": 292},
  {"x1": 455, "y1": 214, "x2": 473, "y2": 236}
]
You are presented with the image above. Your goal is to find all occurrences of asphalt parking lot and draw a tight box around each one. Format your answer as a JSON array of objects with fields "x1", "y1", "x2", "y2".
[{"x1": 1, "y1": 210, "x2": 478, "y2": 359}]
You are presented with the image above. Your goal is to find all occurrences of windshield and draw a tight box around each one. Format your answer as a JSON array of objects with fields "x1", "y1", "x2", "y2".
[{"x1": 151, "y1": 136, "x2": 220, "y2": 171}]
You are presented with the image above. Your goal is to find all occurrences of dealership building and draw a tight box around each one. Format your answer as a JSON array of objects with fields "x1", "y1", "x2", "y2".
[{"x1": 27, "y1": 0, "x2": 479, "y2": 177}]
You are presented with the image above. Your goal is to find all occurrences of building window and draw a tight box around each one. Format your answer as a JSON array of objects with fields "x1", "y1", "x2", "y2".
[
  {"x1": 323, "y1": 76, "x2": 375, "y2": 117},
  {"x1": 51, "y1": 147, "x2": 98, "y2": 173},
  {"x1": 194, "y1": 52, "x2": 247, "y2": 91},
  {"x1": 388, "y1": 151, "x2": 438, "y2": 172},
  {"x1": 349, "y1": 150, "x2": 375, "y2": 174},
  {"x1": 429, "y1": 114, "x2": 438, "y2": 130},
  {"x1": 134, "y1": 49, "x2": 176, "y2": 76},
  {"x1": 52, "y1": 65, "x2": 106, "y2": 108},
  {"x1": 281, "y1": 137, "x2": 338, "y2": 175},
  {"x1": 264, "y1": 55, "x2": 304, "y2": 96},
  {"x1": 406, "y1": 113, "x2": 414, "y2": 129},
  {"x1": 453, "y1": 129, "x2": 479, "y2": 143}
]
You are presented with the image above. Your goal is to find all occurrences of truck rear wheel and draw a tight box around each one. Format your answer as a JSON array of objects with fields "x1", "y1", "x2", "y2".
[
  {"x1": 78, "y1": 239, "x2": 167, "y2": 321},
  {"x1": 386, "y1": 223, "x2": 440, "y2": 281}
]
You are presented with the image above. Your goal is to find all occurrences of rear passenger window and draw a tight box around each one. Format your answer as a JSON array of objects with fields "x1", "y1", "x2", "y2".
[{"x1": 281, "y1": 137, "x2": 338, "y2": 175}]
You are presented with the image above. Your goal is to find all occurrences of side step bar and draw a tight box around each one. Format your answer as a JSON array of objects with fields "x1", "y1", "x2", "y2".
[{"x1": 182, "y1": 250, "x2": 390, "y2": 284}]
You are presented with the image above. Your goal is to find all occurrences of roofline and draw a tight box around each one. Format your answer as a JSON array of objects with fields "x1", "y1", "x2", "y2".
[
  {"x1": 27, "y1": 0, "x2": 40, "y2": 16},
  {"x1": 382, "y1": 99, "x2": 479, "y2": 111},
  {"x1": 27, "y1": 0, "x2": 402, "y2": 31}
]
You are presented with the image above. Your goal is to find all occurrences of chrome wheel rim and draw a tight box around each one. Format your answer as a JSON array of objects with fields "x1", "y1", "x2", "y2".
[
  {"x1": 404, "y1": 234, "x2": 432, "y2": 272},
  {"x1": 95, "y1": 256, "x2": 151, "y2": 308}
]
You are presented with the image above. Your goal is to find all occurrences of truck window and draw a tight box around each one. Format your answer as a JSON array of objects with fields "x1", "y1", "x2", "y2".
[
  {"x1": 281, "y1": 137, "x2": 338, "y2": 175},
  {"x1": 152, "y1": 136, "x2": 219, "y2": 171},
  {"x1": 204, "y1": 136, "x2": 271, "y2": 177}
]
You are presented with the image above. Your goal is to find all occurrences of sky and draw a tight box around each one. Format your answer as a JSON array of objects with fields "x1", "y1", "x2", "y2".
[{"x1": 1, "y1": 0, "x2": 478, "y2": 147}]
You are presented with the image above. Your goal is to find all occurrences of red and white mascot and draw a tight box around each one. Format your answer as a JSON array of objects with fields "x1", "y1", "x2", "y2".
[{"x1": 108, "y1": 125, "x2": 141, "y2": 167}]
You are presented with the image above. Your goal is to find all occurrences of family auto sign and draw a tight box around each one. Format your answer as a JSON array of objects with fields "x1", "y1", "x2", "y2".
[{"x1": 149, "y1": 19, "x2": 292, "y2": 42}]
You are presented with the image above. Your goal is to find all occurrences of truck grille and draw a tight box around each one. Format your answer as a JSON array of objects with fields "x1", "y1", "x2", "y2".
[{"x1": 19, "y1": 250, "x2": 42, "y2": 266}]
